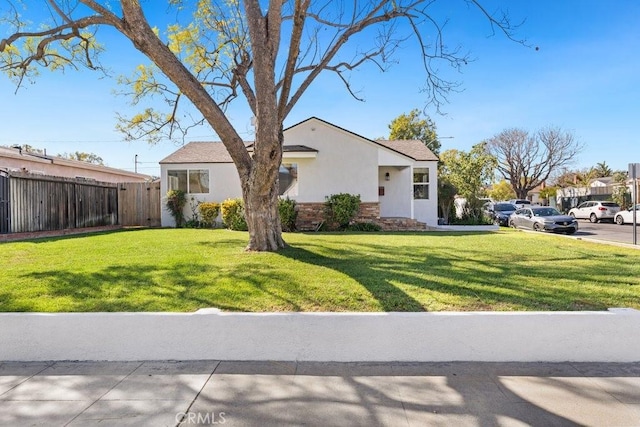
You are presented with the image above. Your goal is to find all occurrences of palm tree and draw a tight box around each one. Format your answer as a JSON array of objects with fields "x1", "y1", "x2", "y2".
[{"x1": 593, "y1": 162, "x2": 613, "y2": 178}]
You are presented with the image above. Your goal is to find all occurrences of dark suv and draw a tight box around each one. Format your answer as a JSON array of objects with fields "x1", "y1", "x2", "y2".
[{"x1": 485, "y1": 202, "x2": 518, "y2": 226}]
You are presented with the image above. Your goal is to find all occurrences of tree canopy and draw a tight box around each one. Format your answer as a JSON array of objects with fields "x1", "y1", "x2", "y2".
[
  {"x1": 487, "y1": 179, "x2": 516, "y2": 202},
  {"x1": 388, "y1": 109, "x2": 441, "y2": 155},
  {"x1": 485, "y1": 127, "x2": 582, "y2": 199},
  {"x1": 592, "y1": 161, "x2": 613, "y2": 178},
  {"x1": 440, "y1": 143, "x2": 496, "y2": 219},
  {"x1": 1, "y1": 0, "x2": 520, "y2": 251},
  {"x1": 58, "y1": 151, "x2": 104, "y2": 165}
]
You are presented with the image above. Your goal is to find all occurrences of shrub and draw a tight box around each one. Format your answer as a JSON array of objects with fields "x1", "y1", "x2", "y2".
[
  {"x1": 450, "y1": 214, "x2": 494, "y2": 226},
  {"x1": 220, "y1": 198, "x2": 298, "y2": 232},
  {"x1": 612, "y1": 186, "x2": 631, "y2": 210},
  {"x1": 199, "y1": 202, "x2": 221, "y2": 227},
  {"x1": 279, "y1": 198, "x2": 297, "y2": 232},
  {"x1": 165, "y1": 190, "x2": 187, "y2": 227},
  {"x1": 346, "y1": 222, "x2": 382, "y2": 232},
  {"x1": 184, "y1": 219, "x2": 203, "y2": 228},
  {"x1": 221, "y1": 198, "x2": 248, "y2": 231},
  {"x1": 325, "y1": 193, "x2": 361, "y2": 229}
]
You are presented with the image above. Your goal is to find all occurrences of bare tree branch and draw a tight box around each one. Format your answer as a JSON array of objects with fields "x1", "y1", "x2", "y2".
[{"x1": 486, "y1": 127, "x2": 583, "y2": 199}]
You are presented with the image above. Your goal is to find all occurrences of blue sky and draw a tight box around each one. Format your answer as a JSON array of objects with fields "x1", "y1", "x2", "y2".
[{"x1": 1, "y1": 1, "x2": 639, "y2": 177}]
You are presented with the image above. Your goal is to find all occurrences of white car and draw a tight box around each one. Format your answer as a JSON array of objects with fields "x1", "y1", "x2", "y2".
[
  {"x1": 614, "y1": 204, "x2": 640, "y2": 225},
  {"x1": 508, "y1": 199, "x2": 531, "y2": 209},
  {"x1": 568, "y1": 201, "x2": 620, "y2": 223}
]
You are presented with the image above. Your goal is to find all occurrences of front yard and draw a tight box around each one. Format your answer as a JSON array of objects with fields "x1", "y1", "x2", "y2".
[{"x1": 1, "y1": 228, "x2": 639, "y2": 312}]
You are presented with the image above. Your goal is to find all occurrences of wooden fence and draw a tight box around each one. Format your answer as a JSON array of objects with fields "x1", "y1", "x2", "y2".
[
  {"x1": 117, "y1": 181, "x2": 161, "y2": 227},
  {"x1": 0, "y1": 172, "x2": 161, "y2": 234}
]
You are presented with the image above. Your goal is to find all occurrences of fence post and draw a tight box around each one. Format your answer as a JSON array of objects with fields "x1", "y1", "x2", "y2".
[{"x1": 0, "y1": 171, "x2": 9, "y2": 234}]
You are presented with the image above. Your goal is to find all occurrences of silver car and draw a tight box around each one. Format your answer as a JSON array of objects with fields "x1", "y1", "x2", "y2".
[
  {"x1": 568, "y1": 201, "x2": 620, "y2": 223},
  {"x1": 509, "y1": 206, "x2": 578, "y2": 234}
]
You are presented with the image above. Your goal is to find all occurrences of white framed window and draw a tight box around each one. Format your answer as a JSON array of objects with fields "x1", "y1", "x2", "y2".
[
  {"x1": 168, "y1": 169, "x2": 209, "y2": 194},
  {"x1": 413, "y1": 168, "x2": 429, "y2": 200}
]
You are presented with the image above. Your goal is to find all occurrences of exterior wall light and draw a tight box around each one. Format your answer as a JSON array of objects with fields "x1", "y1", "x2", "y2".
[{"x1": 385, "y1": 172, "x2": 390, "y2": 181}]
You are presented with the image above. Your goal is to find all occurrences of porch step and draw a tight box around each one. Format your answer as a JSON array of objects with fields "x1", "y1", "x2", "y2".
[{"x1": 375, "y1": 217, "x2": 428, "y2": 231}]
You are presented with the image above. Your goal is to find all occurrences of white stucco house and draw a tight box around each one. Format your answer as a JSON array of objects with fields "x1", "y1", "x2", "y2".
[{"x1": 159, "y1": 117, "x2": 439, "y2": 230}]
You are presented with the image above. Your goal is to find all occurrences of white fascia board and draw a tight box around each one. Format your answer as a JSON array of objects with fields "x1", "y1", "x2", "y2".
[{"x1": 283, "y1": 151, "x2": 317, "y2": 159}]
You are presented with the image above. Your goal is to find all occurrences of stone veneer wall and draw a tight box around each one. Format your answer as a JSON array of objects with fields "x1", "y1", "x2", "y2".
[{"x1": 296, "y1": 202, "x2": 380, "y2": 231}]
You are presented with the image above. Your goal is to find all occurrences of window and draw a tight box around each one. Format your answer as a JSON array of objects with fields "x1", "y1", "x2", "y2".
[
  {"x1": 168, "y1": 169, "x2": 209, "y2": 194},
  {"x1": 279, "y1": 163, "x2": 298, "y2": 196},
  {"x1": 188, "y1": 170, "x2": 209, "y2": 193},
  {"x1": 168, "y1": 170, "x2": 187, "y2": 192},
  {"x1": 413, "y1": 168, "x2": 429, "y2": 200}
]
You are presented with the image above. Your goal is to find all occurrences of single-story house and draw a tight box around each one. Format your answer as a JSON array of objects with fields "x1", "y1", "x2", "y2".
[
  {"x1": 159, "y1": 117, "x2": 439, "y2": 230},
  {"x1": 0, "y1": 146, "x2": 151, "y2": 183}
]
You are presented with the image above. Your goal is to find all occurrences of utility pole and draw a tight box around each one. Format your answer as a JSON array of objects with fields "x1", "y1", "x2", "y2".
[
  {"x1": 630, "y1": 163, "x2": 639, "y2": 245},
  {"x1": 135, "y1": 154, "x2": 138, "y2": 174}
]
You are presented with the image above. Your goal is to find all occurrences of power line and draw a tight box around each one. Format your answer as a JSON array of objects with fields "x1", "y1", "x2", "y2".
[{"x1": 4, "y1": 130, "x2": 253, "y2": 144}]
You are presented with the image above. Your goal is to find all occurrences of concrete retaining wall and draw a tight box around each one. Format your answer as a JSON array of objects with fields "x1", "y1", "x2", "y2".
[{"x1": 1, "y1": 308, "x2": 639, "y2": 362}]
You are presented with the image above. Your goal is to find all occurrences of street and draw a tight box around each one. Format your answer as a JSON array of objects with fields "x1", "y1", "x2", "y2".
[{"x1": 572, "y1": 220, "x2": 639, "y2": 245}]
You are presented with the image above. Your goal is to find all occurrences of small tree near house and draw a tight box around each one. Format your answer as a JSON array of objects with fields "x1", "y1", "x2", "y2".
[{"x1": 166, "y1": 190, "x2": 187, "y2": 227}]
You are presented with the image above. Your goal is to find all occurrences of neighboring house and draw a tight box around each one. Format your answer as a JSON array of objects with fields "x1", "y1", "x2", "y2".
[
  {"x1": 528, "y1": 182, "x2": 546, "y2": 205},
  {"x1": 556, "y1": 176, "x2": 620, "y2": 200},
  {"x1": 159, "y1": 117, "x2": 439, "y2": 230},
  {"x1": 555, "y1": 176, "x2": 632, "y2": 212},
  {"x1": 0, "y1": 146, "x2": 151, "y2": 183}
]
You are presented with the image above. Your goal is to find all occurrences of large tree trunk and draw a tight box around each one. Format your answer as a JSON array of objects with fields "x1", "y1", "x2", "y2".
[
  {"x1": 241, "y1": 129, "x2": 286, "y2": 252},
  {"x1": 239, "y1": 1, "x2": 286, "y2": 251},
  {"x1": 515, "y1": 188, "x2": 529, "y2": 199},
  {"x1": 243, "y1": 172, "x2": 285, "y2": 251}
]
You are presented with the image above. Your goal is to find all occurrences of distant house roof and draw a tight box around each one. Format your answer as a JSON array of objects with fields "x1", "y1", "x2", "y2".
[
  {"x1": 0, "y1": 146, "x2": 152, "y2": 181},
  {"x1": 374, "y1": 139, "x2": 439, "y2": 161},
  {"x1": 591, "y1": 176, "x2": 614, "y2": 186}
]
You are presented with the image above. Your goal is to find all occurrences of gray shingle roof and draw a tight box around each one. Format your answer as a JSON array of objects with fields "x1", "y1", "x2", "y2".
[
  {"x1": 374, "y1": 139, "x2": 439, "y2": 161},
  {"x1": 160, "y1": 142, "x2": 318, "y2": 164},
  {"x1": 159, "y1": 142, "x2": 245, "y2": 164}
]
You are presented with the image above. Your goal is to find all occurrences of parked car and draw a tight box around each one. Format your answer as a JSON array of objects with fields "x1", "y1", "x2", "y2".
[
  {"x1": 614, "y1": 204, "x2": 640, "y2": 225},
  {"x1": 568, "y1": 201, "x2": 620, "y2": 223},
  {"x1": 509, "y1": 206, "x2": 578, "y2": 234},
  {"x1": 508, "y1": 199, "x2": 531, "y2": 209},
  {"x1": 484, "y1": 202, "x2": 518, "y2": 226}
]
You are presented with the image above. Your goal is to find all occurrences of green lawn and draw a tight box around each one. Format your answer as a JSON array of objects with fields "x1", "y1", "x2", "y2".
[{"x1": 1, "y1": 228, "x2": 639, "y2": 312}]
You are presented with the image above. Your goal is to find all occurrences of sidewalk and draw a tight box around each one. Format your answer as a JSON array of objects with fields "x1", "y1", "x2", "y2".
[{"x1": 1, "y1": 361, "x2": 639, "y2": 426}]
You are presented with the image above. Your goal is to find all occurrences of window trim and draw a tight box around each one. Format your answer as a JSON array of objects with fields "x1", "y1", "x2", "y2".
[{"x1": 413, "y1": 167, "x2": 430, "y2": 200}]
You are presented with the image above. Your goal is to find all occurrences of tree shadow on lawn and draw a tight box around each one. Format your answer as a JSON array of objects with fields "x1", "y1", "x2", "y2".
[
  {"x1": 9, "y1": 233, "x2": 640, "y2": 312},
  {"x1": 12, "y1": 261, "x2": 315, "y2": 312},
  {"x1": 7, "y1": 227, "x2": 147, "y2": 244},
  {"x1": 279, "y1": 237, "x2": 640, "y2": 312}
]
